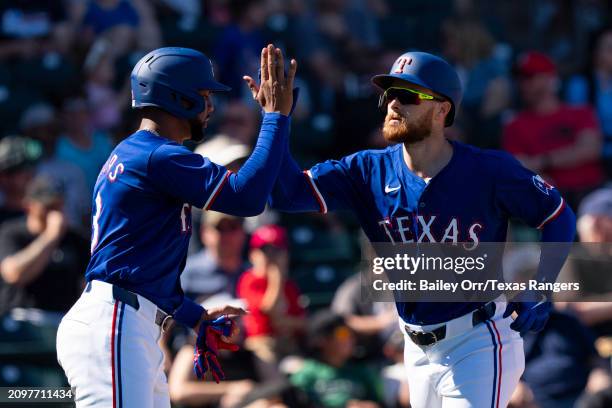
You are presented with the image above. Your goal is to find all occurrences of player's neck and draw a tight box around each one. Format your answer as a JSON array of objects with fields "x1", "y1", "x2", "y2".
[
  {"x1": 402, "y1": 136, "x2": 453, "y2": 180},
  {"x1": 138, "y1": 111, "x2": 189, "y2": 144}
]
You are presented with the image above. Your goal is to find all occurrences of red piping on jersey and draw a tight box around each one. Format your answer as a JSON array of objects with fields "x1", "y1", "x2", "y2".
[
  {"x1": 303, "y1": 170, "x2": 327, "y2": 214},
  {"x1": 205, "y1": 171, "x2": 231, "y2": 210},
  {"x1": 110, "y1": 301, "x2": 119, "y2": 408},
  {"x1": 537, "y1": 198, "x2": 566, "y2": 229}
]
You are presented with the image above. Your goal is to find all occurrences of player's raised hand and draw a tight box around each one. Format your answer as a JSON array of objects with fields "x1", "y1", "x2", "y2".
[{"x1": 243, "y1": 44, "x2": 297, "y2": 116}]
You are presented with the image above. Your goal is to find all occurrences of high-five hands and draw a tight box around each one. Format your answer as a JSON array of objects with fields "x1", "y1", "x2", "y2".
[{"x1": 243, "y1": 44, "x2": 297, "y2": 116}]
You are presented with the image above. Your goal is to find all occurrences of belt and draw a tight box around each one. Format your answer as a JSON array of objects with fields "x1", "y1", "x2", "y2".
[
  {"x1": 406, "y1": 302, "x2": 496, "y2": 346},
  {"x1": 107, "y1": 285, "x2": 172, "y2": 332}
]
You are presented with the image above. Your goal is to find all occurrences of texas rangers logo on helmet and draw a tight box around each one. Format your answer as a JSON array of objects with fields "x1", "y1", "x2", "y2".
[
  {"x1": 394, "y1": 57, "x2": 413, "y2": 73},
  {"x1": 532, "y1": 175, "x2": 554, "y2": 195}
]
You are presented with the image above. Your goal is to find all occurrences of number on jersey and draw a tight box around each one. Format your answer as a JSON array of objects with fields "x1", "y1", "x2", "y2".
[{"x1": 91, "y1": 192, "x2": 102, "y2": 253}]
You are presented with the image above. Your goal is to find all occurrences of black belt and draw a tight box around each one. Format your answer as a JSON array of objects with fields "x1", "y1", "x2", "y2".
[
  {"x1": 406, "y1": 302, "x2": 496, "y2": 346},
  {"x1": 86, "y1": 282, "x2": 172, "y2": 328}
]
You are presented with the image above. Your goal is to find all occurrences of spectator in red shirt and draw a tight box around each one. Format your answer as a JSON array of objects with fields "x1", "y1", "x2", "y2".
[
  {"x1": 237, "y1": 224, "x2": 305, "y2": 380},
  {"x1": 503, "y1": 51, "x2": 604, "y2": 210}
]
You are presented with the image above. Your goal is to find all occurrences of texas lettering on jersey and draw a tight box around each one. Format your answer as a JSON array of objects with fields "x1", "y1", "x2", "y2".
[
  {"x1": 305, "y1": 141, "x2": 563, "y2": 245},
  {"x1": 378, "y1": 214, "x2": 483, "y2": 248},
  {"x1": 302, "y1": 140, "x2": 565, "y2": 324}
]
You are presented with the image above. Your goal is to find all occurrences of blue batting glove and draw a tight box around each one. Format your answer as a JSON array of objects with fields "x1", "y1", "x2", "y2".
[
  {"x1": 503, "y1": 295, "x2": 552, "y2": 336},
  {"x1": 193, "y1": 316, "x2": 238, "y2": 382}
]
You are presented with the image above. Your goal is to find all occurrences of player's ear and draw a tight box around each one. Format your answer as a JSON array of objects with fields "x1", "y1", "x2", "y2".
[{"x1": 437, "y1": 101, "x2": 451, "y2": 123}]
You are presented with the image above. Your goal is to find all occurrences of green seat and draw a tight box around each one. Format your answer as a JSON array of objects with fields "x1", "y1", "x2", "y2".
[
  {"x1": 285, "y1": 220, "x2": 359, "y2": 264},
  {"x1": 0, "y1": 310, "x2": 62, "y2": 364},
  {"x1": 291, "y1": 264, "x2": 356, "y2": 309}
]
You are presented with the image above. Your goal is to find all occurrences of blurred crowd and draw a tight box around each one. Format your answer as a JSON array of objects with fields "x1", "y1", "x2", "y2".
[{"x1": 2, "y1": 0, "x2": 612, "y2": 407}]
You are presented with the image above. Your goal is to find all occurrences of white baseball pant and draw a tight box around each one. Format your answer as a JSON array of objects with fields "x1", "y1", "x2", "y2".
[
  {"x1": 400, "y1": 299, "x2": 524, "y2": 408},
  {"x1": 56, "y1": 280, "x2": 170, "y2": 408}
]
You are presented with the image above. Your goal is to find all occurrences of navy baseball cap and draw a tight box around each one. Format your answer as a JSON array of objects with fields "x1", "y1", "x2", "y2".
[{"x1": 371, "y1": 51, "x2": 463, "y2": 126}]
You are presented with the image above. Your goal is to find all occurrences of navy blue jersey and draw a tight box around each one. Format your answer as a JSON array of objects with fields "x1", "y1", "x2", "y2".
[
  {"x1": 304, "y1": 140, "x2": 565, "y2": 324},
  {"x1": 85, "y1": 130, "x2": 229, "y2": 321},
  {"x1": 83, "y1": 113, "x2": 288, "y2": 328}
]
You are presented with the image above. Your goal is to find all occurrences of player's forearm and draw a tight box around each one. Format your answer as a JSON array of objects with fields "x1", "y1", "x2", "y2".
[
  {"x1": 211, "y1": 113, "x2": 289, "y2": 216},
  {"x1": 269, "y1": 135, "x2": 320, "y2": 212},
  {"x1": 173, "y1": 297, "x2": 205, "y2": 329},
  {"x1": 0, "y1": 234, "x2": 59, "y2": 287},
  {"x1": 536, "y1": 205, "x2": 576, "y2": 292}
]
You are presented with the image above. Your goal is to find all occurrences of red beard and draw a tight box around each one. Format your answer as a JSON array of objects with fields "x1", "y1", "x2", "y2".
[{"x1": 382, "y1": 107, "x2": 434, "y2": 145}]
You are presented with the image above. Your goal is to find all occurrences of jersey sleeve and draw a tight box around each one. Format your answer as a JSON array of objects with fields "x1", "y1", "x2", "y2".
[
  {"x1": 494, "y1": 152, "x2": 566, "y2": 229},
  {"x1": 148, "y1": 143, "x2": 230, "y2": 209},
  {"x1": 306, "y1": 152, "x2": 369, "y2": 213}
]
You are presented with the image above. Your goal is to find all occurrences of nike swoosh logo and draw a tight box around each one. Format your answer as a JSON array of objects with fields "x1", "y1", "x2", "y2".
[{"x1": 385, "y1": 185, "x2": 401, "y2": 193}]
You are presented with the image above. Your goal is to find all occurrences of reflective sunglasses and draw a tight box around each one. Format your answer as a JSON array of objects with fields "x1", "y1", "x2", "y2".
[{"x1": 378, "y1": 87, "x2": 444, "y2": 109}]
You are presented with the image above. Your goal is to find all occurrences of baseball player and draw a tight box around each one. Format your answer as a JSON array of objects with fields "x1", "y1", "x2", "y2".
[
  {"x1": 260, "y1": 52, "x2": 576, "y2": 407},
  {"x1": 56, "y1": 45, "x2": 296, "y2": 407}
]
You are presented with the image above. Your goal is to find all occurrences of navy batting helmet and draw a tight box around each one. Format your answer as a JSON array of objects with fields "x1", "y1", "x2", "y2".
[
  {"x1": 372, "y1": 51, "x2": 462, "y2": 126},
  {"x1": 131, "y1": 47, "x2": 230, "y2": 120}
]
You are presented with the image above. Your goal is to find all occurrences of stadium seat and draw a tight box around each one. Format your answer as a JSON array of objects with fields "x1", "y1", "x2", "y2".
[
  {"x1": 0, "y1": 85, "x2": 45, "y2": 134},
  {"x1": 11, "y1": 55, "x2": 78, "y2": 101},
  {"x1": 160, "y1": 18, "x2": 220, "y2": 54},
  {"x1": 0, "y1": 309, "x2": 63, "y2": 365},
  {"x1": 291, "y1": 263, "x2": 356, "y2": 309}
]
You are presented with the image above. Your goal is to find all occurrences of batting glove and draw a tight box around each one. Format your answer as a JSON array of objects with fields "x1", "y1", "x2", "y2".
[
  {"x1": 193, "y1": 316, "x2": 239, "y2": 383},
  {"x1": 503, "y1": 294, "x2": 552, "y2": 336}
]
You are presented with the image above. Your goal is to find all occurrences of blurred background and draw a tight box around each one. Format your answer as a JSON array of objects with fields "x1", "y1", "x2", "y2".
[{"x1": 1, "y1": 0, "x2": 612, "y2": 407}]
